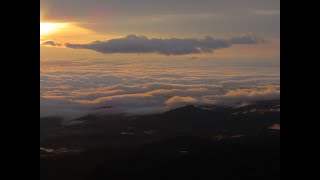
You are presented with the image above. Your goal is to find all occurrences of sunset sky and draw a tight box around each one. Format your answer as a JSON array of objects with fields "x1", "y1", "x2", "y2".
[{"x1": 40, "y1": 0, "x2": 280, "y2": 119}]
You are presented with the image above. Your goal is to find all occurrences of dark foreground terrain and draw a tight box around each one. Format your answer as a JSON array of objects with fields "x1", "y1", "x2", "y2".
[{"x1": 40, "y1": 100, "x2": 280, "y2": 180}]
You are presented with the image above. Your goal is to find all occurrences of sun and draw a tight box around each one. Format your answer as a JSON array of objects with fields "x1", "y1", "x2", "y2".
[{"x1": 40, "y1": 22, "x2": 66, "y2": 36}]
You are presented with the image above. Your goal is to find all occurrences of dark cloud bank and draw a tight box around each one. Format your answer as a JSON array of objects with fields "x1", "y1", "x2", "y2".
[
  {"x1": 65, "y1": 35, "x2": 265, "y2": 55},
  {"x1": 41, "y1": 40, "x2": 62, "y2": 47}
]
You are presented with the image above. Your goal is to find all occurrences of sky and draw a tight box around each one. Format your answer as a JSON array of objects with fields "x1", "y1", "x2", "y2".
[{"x1": 40, "y1": 0, "x2": 280, "y2": 119}]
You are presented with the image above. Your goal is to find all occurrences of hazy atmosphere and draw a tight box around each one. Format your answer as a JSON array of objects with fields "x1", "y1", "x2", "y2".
[
  {"x1": 40, "y1": 1, "x2": 280, "y2": 179},
  {"x1": 40, "y1": 0, "x2": 280, "y2": 119}
]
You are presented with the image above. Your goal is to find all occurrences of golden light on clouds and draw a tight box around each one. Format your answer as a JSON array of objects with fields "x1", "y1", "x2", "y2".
[
  {"x1": 40, "y1": 21, "x2": 99, "y2": 44},
  {"x1": 40, "y1": 22, "x2": 67, "y2": 36}
]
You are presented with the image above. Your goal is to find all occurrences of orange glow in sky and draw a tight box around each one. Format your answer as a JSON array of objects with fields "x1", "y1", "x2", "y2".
[{"x1": 40, "y1": 22, "x2": 67, "y2": 36}]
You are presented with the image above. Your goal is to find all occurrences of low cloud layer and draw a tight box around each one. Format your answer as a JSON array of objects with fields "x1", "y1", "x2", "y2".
[
  {"x1": 65, "y1": 35, "x2": 264, "y2": 55},
  {"x1": 213, "y1": 86, "x2": 280, "y2": 106},
  {"x1": 41, "y1": 58, "x2": 279, "y2": 120}
]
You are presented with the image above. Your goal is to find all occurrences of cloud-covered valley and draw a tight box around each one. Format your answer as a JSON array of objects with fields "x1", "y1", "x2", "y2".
[{"x1": 40, "y1": 58, "x2": 279, "y2": 119}]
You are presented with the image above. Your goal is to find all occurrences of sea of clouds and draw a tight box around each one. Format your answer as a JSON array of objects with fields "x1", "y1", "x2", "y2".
[{"x1": 40, "y1": 57, "x2": 279, "y2": 120}]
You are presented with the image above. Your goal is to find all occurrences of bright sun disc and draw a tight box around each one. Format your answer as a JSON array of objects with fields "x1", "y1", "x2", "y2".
[{"x1": 40, "y1": 22, "x2": 65, "y2": 35}]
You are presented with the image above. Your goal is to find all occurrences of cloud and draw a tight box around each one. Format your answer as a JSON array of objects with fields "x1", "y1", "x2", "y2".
[
  {"x1": 65, "y1": 35, "x2": 264, "y2": 55},
  {"x1": 165, "y1": 96, "x2": 200, "y2": 108},
  {"x1": 41, "y1": 58, "x2": 279, "y2": 119},
  {"x1": 210, "y1": 86, "x2": 280, "y2": 106},
  {"x1": 42, "y1": 83, "x2": 279, "y2": 119},
  {"x1": 41, "y1": 40, "x2": 61, "y2": 47}
]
